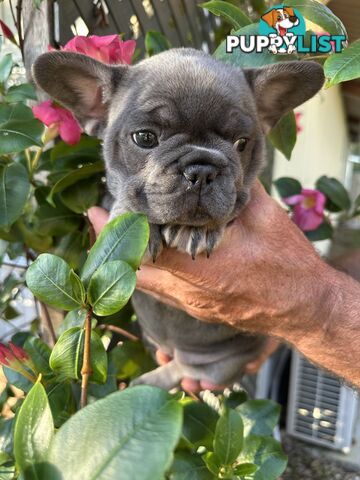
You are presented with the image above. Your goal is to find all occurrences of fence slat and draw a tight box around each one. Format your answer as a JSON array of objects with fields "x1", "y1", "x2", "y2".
[{"x1": 150, "y1": 0, "x2": 183, "y2": 46}]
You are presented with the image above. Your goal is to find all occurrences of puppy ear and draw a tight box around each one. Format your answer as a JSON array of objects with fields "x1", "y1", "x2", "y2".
[
  {"x1": 261, "y1": 10, "x2": 276, "y2": 27},
  {"x1": 244, "y1": 61, "x2": 324, "y2": 133},
  {"x1": 284, "y1": 7, "x2": 295, "y2": 16},
  {"x1": 32, "y1": 51, "x2": 127, "y2": 136}
]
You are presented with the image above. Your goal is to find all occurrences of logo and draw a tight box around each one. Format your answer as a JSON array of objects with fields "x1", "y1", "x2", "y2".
[{"x1": 226, "y1": 5, "x2": 346, "y2": 55}]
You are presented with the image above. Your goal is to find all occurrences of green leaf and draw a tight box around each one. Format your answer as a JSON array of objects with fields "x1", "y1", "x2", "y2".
[
  {"x1": 69, "y1": 270, "x2": 86, "y2": 305},
  {"x1": 305, "y1": 220, "x2": 333, "y2": 241},
  {"x1": 47, "y1": 161, "x2": 104, "y2": 205},
  {"x1": 145, "y1": 31, "x2": 172, "y2": 56},
  {"x1": 233, "y1": 462, "x2": 258, "y2": 476},
  {"x1": 26, "y1": 253, "x2": 83, "y2": 310},
  {"x1": 273, "y1": 177, "x2": 302, "y2": 198},
  {"x1": 49, "y1": 326, "x2": 107, "y2": 383},
  {"x1": 0, "y1": 54, "x2": 12, "y2": 84},
  {"x1": 285, "y1": 0, "x2": 347, "y2": 36},
  {"x1": 110, "y1": 341, "x2": 156, "y2": 380},
  {"x1": 81, "y1": 213, "x2": 149, "y2": 285},
  {"x1": 36, "y1": 203, "x2": 80, "y2": 237},
  {"x1": 3, "y1": 367, "x2": 33, "y2": 392},
  {"x1": 0, "y1": 163, "x2": 30, "y2": 229},
  {"x1": 224, "y1": 391, "x2": 248, "y2": 410},
  {"x1": 60, "y1": 179, "x2": 99, "y2": 213},
  {"x1": 237, "y1": 435, "x2": 287, "y2": 480},
  {"x1": 214, "y1": 23, "x2": 283, "y2": 68},
  {"x1": 214, "y1": 409, "x2": 244, "y2": 465},
  {"x1": 43, "y1": 386, "x2": 182, "y2": 480},
  {"x1": 47, "y1": 382, "x2": 76, "y2": 428},
  {"x1": 57, "y1": 308, "x2": 94, "y2": 335},
  {"x1": 268, "y1": 112, "x2": 297, "y2": 160},
  {"x1": 14, "y1": 381, "x2": 54, "y2": 479},
  {"x1": 182, "y1": 400, "x2": 219, "y2": 450},
  {"x1": 249, "y1": 0, "x2": 266, "y2": 14},
  {"x1": 170, "y1": 451, "x2": 215, "y2": 480},
  {"x1": 0, "y1": 103, "x2": 34, "y2": 124},
  {"x1": 0, "y1": 119, "x2": 43, "y2": 154},
  {"x1": 50, "y1": 136, "x2": 101, "y2": 163},
  {"x1": 202, "y1": 452, "x2": 220, "y2": 477},
  {"x1": 325, "y1": 40, "x2": 360, "y2": 87},
  {"x1": 236, "y1": 400, "x2": 280, "y2": 437},
  {"x1": 23, "y1": 337, "x2": 52, "y2": 377},
  {"x1": 88, "y1": 260, "x2": 136, "y2": 316},
  {"x1": 316, "y1": 175, "x2": 351, "y2": 211},
  {"x1": 4, "y1": 83, "x2": 37, "y2": 103},
  {"x1": 200, "y1": 1, "x2": 251, "y2": 30}
]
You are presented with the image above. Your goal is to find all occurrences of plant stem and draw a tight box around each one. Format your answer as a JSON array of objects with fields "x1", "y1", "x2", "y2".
[
  {"x1": 99, "y1": 324, "x2": 139, "y2": 342},
  {"x1": 39, "y1": 301, "x2": 57, "y2": 347},
  {"x1": 16, "y1": 0, "x2": 24, "y2": 61},
  {"x1": 80, "y1": 308, "x2": 93, "y2": 408}
]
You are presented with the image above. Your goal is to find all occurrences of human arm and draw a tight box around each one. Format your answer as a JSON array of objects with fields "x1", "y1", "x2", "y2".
[{"x1": 88, "y1": 182, "x2": 360, "y2": 387}]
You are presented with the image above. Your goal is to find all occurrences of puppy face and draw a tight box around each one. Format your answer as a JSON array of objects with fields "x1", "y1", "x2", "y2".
[
  {"x1": 33, "y1": 49, "x2": 324, "y2": 256},
  {"x1": 262, "y1": 7, "x2": 299, "y2": 30}
]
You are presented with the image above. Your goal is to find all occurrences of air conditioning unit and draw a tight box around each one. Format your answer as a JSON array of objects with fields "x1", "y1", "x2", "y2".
[{"x1": 287, "y1": 351, "x2": 358, "y2": 452}]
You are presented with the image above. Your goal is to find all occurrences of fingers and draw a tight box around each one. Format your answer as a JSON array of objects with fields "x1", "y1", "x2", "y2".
[{"x1": 87, "y1": 207, "x2": 109, "y2": 236}]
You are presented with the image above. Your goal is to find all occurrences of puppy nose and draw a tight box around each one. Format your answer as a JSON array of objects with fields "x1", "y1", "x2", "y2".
[
  {"x1": 290, "y1": 15, "x2": 297, "y2": 22},
  {"x1": 182, "y1": 164, "x2": 219, "y2": 187}
]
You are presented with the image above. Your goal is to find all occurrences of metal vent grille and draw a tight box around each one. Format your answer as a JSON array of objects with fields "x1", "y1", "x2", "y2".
[{"x1": 287, "y1": 352, "x2": 358, "y2": 451}]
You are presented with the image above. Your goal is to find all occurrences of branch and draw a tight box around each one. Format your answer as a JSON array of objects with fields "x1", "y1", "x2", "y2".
[
  {"x1": 39, "y1": 301, "x2": 57, "y2": 347},
  {"x1": 80, "y1": 308, "x2": 93, "y2": 408},
  {"x1": 16, "y1": 0, "x2": 24, "y2": 61},
  {"x1": 99, "y1": 324, "x2": 139, "y2": 342}
]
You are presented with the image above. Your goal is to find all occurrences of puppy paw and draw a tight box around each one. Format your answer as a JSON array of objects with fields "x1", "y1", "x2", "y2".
[
  {"x1": 146, "y1": 223, "x2": 164, "y2": 262},
  {"x1": 161, "y1": 225, "x2": 224, "y2": 259}
]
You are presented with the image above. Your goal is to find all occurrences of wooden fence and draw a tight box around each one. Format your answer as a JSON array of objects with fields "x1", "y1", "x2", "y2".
[{"x1": 54, "y1": 0, "x2": 224, "y2": 55}]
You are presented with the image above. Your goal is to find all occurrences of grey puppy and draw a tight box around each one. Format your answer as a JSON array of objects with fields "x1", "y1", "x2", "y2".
[{"x1": 33, "y1": 48, "x2": 324, "y2": 389}]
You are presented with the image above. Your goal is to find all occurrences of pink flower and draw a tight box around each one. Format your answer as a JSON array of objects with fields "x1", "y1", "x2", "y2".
[
  {"x1": 284, "y1": 188, "x2": 326, "y2": 232},
  {"x1": 62, "y1": 35, "x2": 136, "y2": 64},
  {"x1": 32, "y1": 100, "x2": 82, "y2": 145},
  {"x1": 0, "y1": 19, "x2": 18, "y2": 46},
  {"x1": 0, "y1": 343, "x2": 29, "y2": 367},
  {"x1": 295, "y1": 112, "x2": 303, "y2": 133}
]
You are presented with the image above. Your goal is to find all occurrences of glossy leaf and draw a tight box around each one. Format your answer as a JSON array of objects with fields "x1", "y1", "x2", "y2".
[
  {"x1": 0, "y1": 103, "x2": 34, "y2": 124},
  {"x1": 170, "y1": 452, "x2": 215, "y2": 480},
  {"x1": 305, "y1": 220, "x2": 333, "y2": 241},
  {"x1": 200, "y1": 1, "x2": 251, "y2": 30},
  {"x1": 213, "y1": 409, "x2": 244, "y2": 465},
  {"x1": 26, "y1": 253, "x2": 83, "y2": 311},
  {"x1": 0, "y1": 163, "x2": 30, "y2": 229},
  {"x1": 23, "y1": 337, "x2": 52, "y2": 377},
  {"x1": 69, "y1": 270, "x2": 86, "y2": 306},
  {"x1": 14, "y1": 381, "x2": 54, "y2": 479},
  {"x1": 285, "y1": 0, "x2": 347, "y2": 36},
  {"x1": 145, "y1": 31, "x2": 172, "y2": 56},
  {"x1": 268, "y1": 112, "x2": 297, "y2": 160},
  {"x1": 237, "y1": 400, "x2": 280, "y2": 437},
  {"x1": 224, "y1": 390, "x2": 248, "y2": 410},
  {"x1": 110, "y1": 341, "x2": 156, "y2": 380},
  {"x1": 0, "y1": 54, "x2": 12, "y2": 84},
  {"x1": 47, "y1": 161, "x2": 104, "y2": 205},
  {"x1": 60, "y1": 179, "x2": 99, "y2": 213},
  {"x1": 81, "y1": 213, "x2": 149, "y2": 285},
  {"x1": 0, "y1": 119, "x2": 43, "y2": 154},
  {"x1": 202, "y1": 452, "x2": 220, "y2": 477},
  {"x1": 49, "y1": 326, "x2": 107, "y2": 383},
  {"x1": 233, "y1": 462, "x2": 258, "y2": 476},
  {"x1": 325, "y1": 40, "x2": 360, "y2": 87},
  {"x1": 237, "y1": 435, "x2": 287, "y2": 480},
  {"x1": 88, "y1": 260, "x2": 136, "y2": 316},
  {"x1": 273, "y1": 177, "x2": 302, "y2": 198},
  {"x1": 36, "y1": 203, "x2": 80, "y2": 237},
  {"x1": 43, "y1": 386, "x2": 182, "y2": 480},
  {"x1": 3, "y1": 367, "x2": 33, "y2": 392},
  {"x1": 4, "y1": 83, "x2": 37, "y2": 103},
  {"x1": 57, "y1": 308, "x2": 90, "y2": 335},
  {"x1": 182, "y1": 400, "x2": 219, "y2": 449},
  {"x1": 316, "y1": 175, "x2": 351, "y2": 211}
]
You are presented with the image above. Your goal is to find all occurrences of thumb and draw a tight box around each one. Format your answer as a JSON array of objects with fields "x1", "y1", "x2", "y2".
[{"x1": 87, "y1": 207, "x2": 109, "y2": 237}]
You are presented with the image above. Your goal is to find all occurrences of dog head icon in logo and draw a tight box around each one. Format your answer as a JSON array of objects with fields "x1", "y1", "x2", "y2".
[{"x1": 261, "y1": 7, "x2": 299, "y2": 36}]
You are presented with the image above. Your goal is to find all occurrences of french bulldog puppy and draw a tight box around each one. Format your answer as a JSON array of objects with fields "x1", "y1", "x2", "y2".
[{"x1": 33, "y1": 48, "x2": 324, "y2": 390}]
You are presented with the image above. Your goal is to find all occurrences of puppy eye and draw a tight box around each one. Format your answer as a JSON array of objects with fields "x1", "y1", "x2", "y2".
[
  {"x1": 132, "y1": 131, "x2": 158, "y2": 149},
  {"x1": 234, "y1": 137, "x2": 249, "y2": 152}
]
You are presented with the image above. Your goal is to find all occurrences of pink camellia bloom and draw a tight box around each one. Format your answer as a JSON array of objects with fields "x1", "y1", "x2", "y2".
[
  {"x1": 284, "y1": 188, "x2": 326, "y2": 232},
  {"x1": 62, "y1": 35, "x2": 136, "y2": 64},
  {"x1": 295, "y1": 112, "x2": 303, "y2": 133},
  {"x1": 0, "y1": 19, "x2": 18, "y2": 46},
  {"x1": 0, "y1": 342, "x2": 29, "y2": 367},
  {"x1": 32, "y1": 100, "x2": 82, "y2": 145}
]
